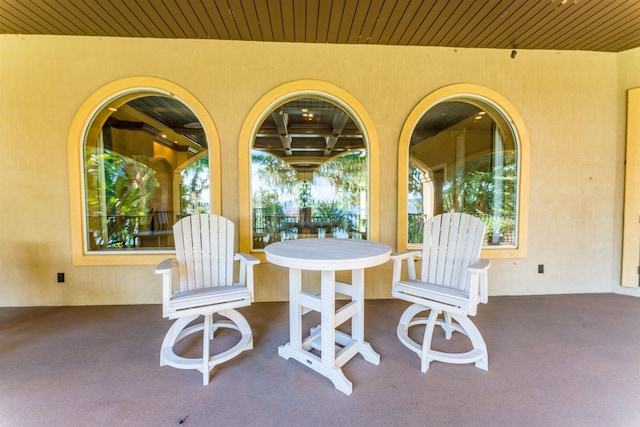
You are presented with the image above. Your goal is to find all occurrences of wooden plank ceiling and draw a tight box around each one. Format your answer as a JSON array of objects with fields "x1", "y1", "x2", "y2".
[{"x1": 1, "y1": 0, "x2": 640, "y2": 53}]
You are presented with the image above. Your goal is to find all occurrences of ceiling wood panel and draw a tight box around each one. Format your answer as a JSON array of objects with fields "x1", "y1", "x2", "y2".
[
  {"x1": 386, "y1": 0, "x2": 425, "y2": 45},
  {"x1": 266, "y1": 0, "x2": 284, "y2": 42},
  {"x1": 336, "y1": 0, "x2": 357, "y2": 44},
  {"x1": 356, "y1": 0, "x2": 384, "y2": 44},
  {"x1": 446, "y1": 1, "x2": 500, "y2": 47},
  {"x1": 292, "y1": 0, "x2": 306, "y2": 41},
  {"x1": 90, "y1": 2, "x2": 142, "y2": 37},
  {"x1": 193, "y1": 0, "x2": 220, "y2": 39},
  {"x1": 567, "y1": 2, "x2": 640, "y2": 51},
  {"x1": 162, "y1": 0, "x2": 197, "y2": 38},
  {"x1": 325, "y1": 0, "x2": 344, "y2": 44},
  {"x1": 303, "y1": 0, "x2": 317, "y2": 42},
  {"x1": 485, "y1": 1, "x2": 549, "y2": 49},
  {"x1": 416, "y1": 1, "x2": 462, "y2": 46},
  {"x1": 377, "y1": 0, "x2": 410, "y2": 45},
  {"x1": 1, "y1": 0, "x2": 639, "y2": 52},
  {"x1": 279, "y1": 0, "x2": 295, "y2": 41},
  {"x1": 468, "y1": 1, "x2": 528, "y2": 48},
  {"x1": 345, "y1": 0, "x2": 371, "y2": 44},
  {"x1": 106, "y1": 0, "x2": 152, "y2": 37},
  {"x1": 175, "y1": 1, "x2": 208, "y2": 38},
  {"x1": 228, "y1": 0, "x2": 254, "y2": 41},
  {"x1": 461, "y1": 1, "x2": 514, "y2": 48},
  {"x1": 419, "y1": 1, "x2": 467, "y2": 47},
  {"x1": 107, "y1": 0, "x2": 155, "y2": 38},
  {"x1": 215, "y1": 0, "x2": 242, "y2": 40},
  {"x1": 314, "y1": 0, "x2": 331, "y2": 43},
  {"x1": 31, "y1": 0, "x2": 83, "y2": 35},
  {"x1": 250, "y1": 0, "x2": 271, "y2": 41},
  {"x1": 54, "y1": 0, "x2": 106, "y2": 36},
  {"x1": 2, "y1": 0, "x2": 61, "y2": 34}
]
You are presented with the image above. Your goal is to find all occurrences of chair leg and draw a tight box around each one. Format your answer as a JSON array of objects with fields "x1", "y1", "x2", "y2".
[
  {"x1": 161, "y1": 315, "x2": 199, "y2": 367},
  {"x1": 160, "y1": 309, "x2": 253, "y2": 385},
  {"x1": 420, "y1": 309, "x2": 440, "y2": 373},
  {"x1": 447, "y1": 312, "x2": 488, "y2": 371},
  {"x1": 203, "y1": 313, "x2": 212, "y2": 385},
  {"x1": 215, "y1": 309, "x2": 253, "y2": 351},
  {"x1": 442, "y1": 311, "x2": 453, "y2": 340},
  {"x1": 396, "y1": 304, "x2": 488, "y2": 372}
]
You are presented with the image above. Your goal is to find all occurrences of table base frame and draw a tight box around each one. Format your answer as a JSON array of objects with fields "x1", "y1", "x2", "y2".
[{"x1": 279, "y1": 268, "x2": 380, "y2": 395}]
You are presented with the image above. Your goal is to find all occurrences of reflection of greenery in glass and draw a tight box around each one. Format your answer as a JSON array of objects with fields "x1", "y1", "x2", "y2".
[
  {"x1": 251, "y1": 151, "x2": 368, "y2": 240},
  {"x1": 315, "y1": 200, "x2": 343, "y2": 217},
  {"x1": 442, "y1": 152, "x2": 516, "y2": 215},
  {"x1": 408, "y1": 163, "x2": 424, "y2": 214},
  {"x1": 408, "y1": 152, "x2": 517, "y2": 245},
  {"x1": 180, "y1": 157, "x2": 210, "y2": 215},
  {"x1": 84, "y1": 148, "x2": 158, "y2": 248},
  {"x1": 251, "y1": 151, "x2": 297, "y2": 209},
  {"x1": 315, "y1": 152, "x2": 367, "y2": 212}
]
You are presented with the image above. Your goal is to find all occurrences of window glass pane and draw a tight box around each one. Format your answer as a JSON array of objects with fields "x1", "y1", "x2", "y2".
[
  {"x1": 408, "y1": 100, "x2": 518, "y2": 247},
  {"x1": 83, "y1": 95, "x2": 208, "y2": 251},
  {"x1": 251, "y1": 97, "x2": 368, "y2": 250}
]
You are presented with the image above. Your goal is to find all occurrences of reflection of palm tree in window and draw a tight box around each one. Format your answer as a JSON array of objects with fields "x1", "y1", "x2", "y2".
[
  {"x1": 180, "y1": 157, "x2": 210, "y2": 215},
  {"x1": 85, "y1": 149, "x2": 159, "y2": 248}
]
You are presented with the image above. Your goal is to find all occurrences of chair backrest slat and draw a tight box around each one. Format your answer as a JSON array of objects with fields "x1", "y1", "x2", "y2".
[
  {"x1": 421, "y1": 213, "x2": 485, "y2": 291},
  {"x1": 173, "y1": 214, "x2": 235, "y2": 292},
  {"x1": 202, "y1": 217, "x2": 213, "y2": 287}
]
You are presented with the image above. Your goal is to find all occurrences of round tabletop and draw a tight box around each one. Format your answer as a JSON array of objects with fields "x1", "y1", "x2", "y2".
[{"x1": 264, "y1": 238, "x2": 391, "y2": 271}]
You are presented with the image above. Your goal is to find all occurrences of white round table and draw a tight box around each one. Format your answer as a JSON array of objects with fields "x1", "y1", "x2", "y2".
[{"x1": 265, "y1": 238, "x2": 391, "y2": 395}]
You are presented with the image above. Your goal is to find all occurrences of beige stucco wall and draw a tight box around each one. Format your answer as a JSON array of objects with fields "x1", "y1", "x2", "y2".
[{"x1": 0, "y1": 34, "x2": 637, "y2": 306}]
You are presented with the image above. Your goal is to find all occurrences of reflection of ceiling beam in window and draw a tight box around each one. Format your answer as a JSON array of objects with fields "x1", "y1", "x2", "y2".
[
  {"x1": 324, "y1": 111, "x2": 350, "y2": 156},
  {"x1": 254, "y1": 100, "x2": 365, "y2": 174},
  {"x1": 114, "y1": 104, "x2": 205, "y2": 153},
  {"x1": 410, "y1": 130, "x2": 440, "y2": 146},
  {"x1": 256, "y1": 128, "x2": 363, "y2": 139},
  {"x1": 411, "y1": 102, "x2": 484, "y2": 147},
  {"x1": 171, "y1": 126, "x2": 205, "y2": 135},
  {"x1": 285, "y1": 156, "x2": 327, "y2": 172},
  {"x1": 106, "y1": 118, "x2": 189, "y2": 152},
  {"x1": 272, "y1": 108, "x2": 292, "y2": 156}
]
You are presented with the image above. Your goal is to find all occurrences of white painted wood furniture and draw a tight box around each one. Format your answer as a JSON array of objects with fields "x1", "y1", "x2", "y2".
[
  {"x1": 391, "y1": 213, "x2": 490, "y2": 373},
  {"x1": 155, "y1": 214, "x2": 260, "y2": 385},
  {"x1": 265, "y1": 238, "x2": 391, "y2": 395}
]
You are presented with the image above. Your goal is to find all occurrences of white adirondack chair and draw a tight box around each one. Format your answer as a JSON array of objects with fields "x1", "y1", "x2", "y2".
[
  {"x1": 391, "y1": 213, "x2": 490, "y2": 373},
  {"x1": 155, "y1": 214, "x2": 260, "y2": 385}
]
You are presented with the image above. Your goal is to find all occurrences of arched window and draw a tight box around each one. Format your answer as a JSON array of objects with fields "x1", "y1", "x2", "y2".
[
  {"x1": 238, "y1": 81, "x2": 380, "y2": 260},
  {"x1": 68, "y1": 77, "x2": 221, "y2": 265},
  {"x1": 398, "y1": 84, "x2": 529, "y2": 258}
]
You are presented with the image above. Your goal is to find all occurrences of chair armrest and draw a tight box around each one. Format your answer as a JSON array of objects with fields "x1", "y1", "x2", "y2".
[
  {"x1": 469, "y1": 258, "x2": 490, "y2": 273},
  {"x1": 390, "y1": 251, "x2": 421, "y2": 261},
  {"x1": 155, "y1": 258, "x2": 176, "y2": 318},
  {"x1": 391, "y1": 251, "x2": 421, "y2": 283},
  {"x1": 235, "y1": 252, "x2": 261, "y2": 302},
  {"x1": 234, "y1": 253, "x2": 260, "y2": 265},
  {"x1": 155, "y1": 258, "x2": 175, "y2": 273},
  {"x1": 467, "y1": 258, "x2": 491, "y2": 310}
]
